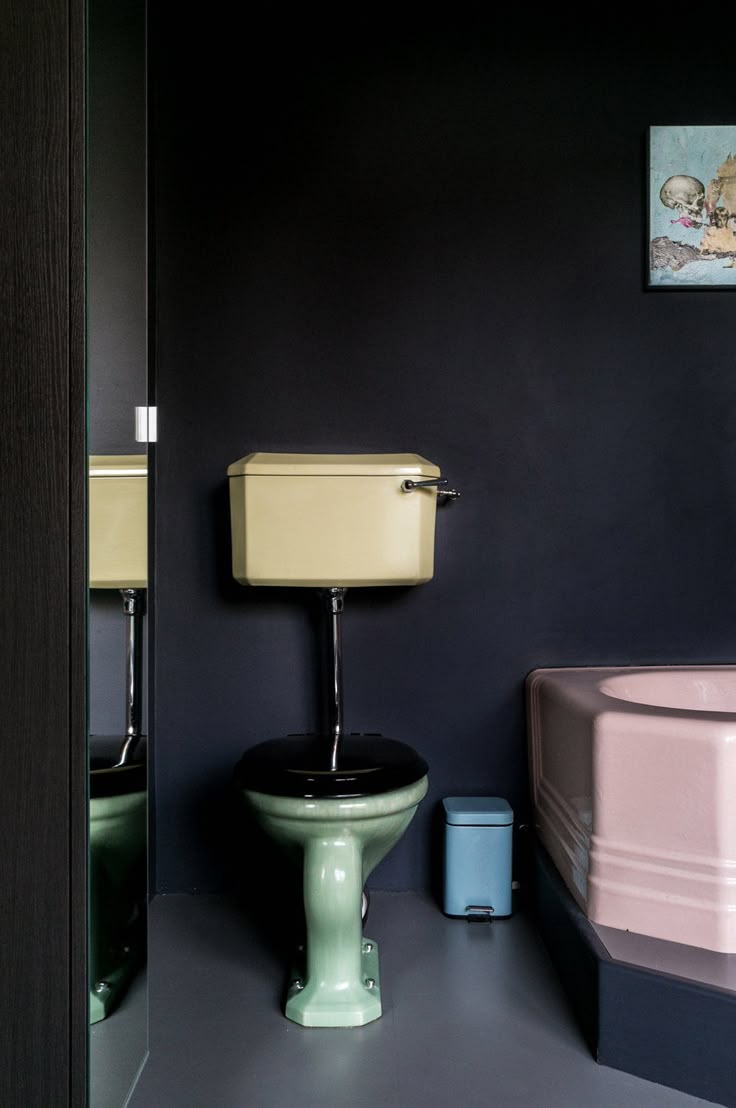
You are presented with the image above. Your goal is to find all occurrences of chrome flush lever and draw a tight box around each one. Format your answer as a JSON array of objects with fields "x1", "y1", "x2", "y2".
[{"x1": 401, "y1": 477, "x2": 461, "y2": 501}]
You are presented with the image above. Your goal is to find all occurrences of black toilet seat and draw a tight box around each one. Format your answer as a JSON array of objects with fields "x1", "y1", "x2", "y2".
[
  {"x1": 89, "y1": 735, "x2": 147, "y2": 798},
  {"x1": 234, "y1": 734, "x2": 428, "y2": 800},
  {"x1": 90, "y1": 758, "x2": 146, "y2": 799}
]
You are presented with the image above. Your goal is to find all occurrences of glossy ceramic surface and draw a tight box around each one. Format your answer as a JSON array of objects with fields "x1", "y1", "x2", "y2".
[
  {"x1": 527, "y1": 666, "x2": 736, "y2": 953},
  {"x1": 89, "y1": 786, "x2": 147, "y2": 1022},
  {"x1": 89, "y1": 455, "x2": 148, "y2": 588},
  {"x1": 228, "y1": 452, "x2": 439, "y2": 587},
  {"x1": 243, "y1": 776, "x2": 428, "y2": 1026}
]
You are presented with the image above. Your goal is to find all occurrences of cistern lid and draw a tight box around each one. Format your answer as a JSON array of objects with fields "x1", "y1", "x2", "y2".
[
  {"x1": 235, "y1": 734, "x2": 428, "y2": 799},
  {"x1": 89, "y1": 455, "x2": 148, "y2": 477},
  {"x1": 227, "y1": 453, "x2": 440, "y2": 478}
]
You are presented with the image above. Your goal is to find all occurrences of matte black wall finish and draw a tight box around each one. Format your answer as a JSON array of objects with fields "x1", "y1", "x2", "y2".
[{"x1": 151, "y1": 16, "x2": 736, "y2": 893}]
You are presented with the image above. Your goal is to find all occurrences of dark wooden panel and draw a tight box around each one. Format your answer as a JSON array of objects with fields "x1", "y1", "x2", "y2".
[
  {"x1": 68, "y1": 0, "x2": 89, "y2": 1103},
  {"x1": 0, "y1": 2, "x2": 87, "y2": 1104}
]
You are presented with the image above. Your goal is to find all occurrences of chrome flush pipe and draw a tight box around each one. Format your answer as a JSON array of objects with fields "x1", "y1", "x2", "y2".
[
  {"x1": 321, "y1": 587, "x2": 347, "y2": 771},
  {"x1": 115, "y1": 587, "x2": 144, "y2": 767}
]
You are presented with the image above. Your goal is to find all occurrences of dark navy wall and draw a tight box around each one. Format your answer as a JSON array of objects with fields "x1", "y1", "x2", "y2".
[{"x1": 151, "y1": 17, "x2": 736, "y2": 893}]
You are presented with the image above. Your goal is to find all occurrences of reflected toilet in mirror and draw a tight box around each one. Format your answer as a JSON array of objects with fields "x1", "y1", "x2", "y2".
[{"x1": 88, "y1": 455, "x2": 148, "y2": 1023}]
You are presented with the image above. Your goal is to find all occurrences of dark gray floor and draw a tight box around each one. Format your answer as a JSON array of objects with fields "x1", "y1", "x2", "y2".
[
  {"x1": 126, "y1": 891, "x2": 715, "y2": 1108},
  {"x1": 90, "y1": 968, "x2": 148, "y2": 1108}
]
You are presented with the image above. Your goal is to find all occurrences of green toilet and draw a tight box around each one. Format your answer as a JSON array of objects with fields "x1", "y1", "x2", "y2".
[
  {"x1": 228, "y1": 453, "x2": 457, "y2": 1027},
  {"x1": 89, "y1": 750, "x2": 146, "y2": 1023}
]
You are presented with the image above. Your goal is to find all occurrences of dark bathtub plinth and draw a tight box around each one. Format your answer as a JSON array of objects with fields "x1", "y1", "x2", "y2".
[{"x1": 533, "y1": 842, "x2": 736, "y2": 1107}]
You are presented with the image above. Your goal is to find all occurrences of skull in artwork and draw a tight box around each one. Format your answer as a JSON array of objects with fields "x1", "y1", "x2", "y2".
[{"x1": 659, "y1": 175, "x2": 706, "y2": 226}]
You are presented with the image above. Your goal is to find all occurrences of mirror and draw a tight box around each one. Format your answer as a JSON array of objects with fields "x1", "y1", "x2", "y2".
[{"x1": 87, "y1": 0, "x2": 150, "y2": 1103}]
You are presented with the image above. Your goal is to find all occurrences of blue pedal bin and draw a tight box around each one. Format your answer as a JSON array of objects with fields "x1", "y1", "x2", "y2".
[{"x1": 443, "y1": 797, "x2": 513, "y2": 920}]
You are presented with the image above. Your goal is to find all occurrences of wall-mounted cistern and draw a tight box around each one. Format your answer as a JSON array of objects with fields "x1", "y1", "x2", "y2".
[{"x1": 229, "y1": 452, "x2": 456, "y2": 1027}]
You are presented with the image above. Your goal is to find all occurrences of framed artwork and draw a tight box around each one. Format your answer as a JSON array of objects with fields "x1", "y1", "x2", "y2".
[{"x1": 648, "y1": 125, "x2": 736, "y2": 288}]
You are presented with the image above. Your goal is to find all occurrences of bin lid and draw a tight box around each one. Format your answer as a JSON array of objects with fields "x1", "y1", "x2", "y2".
[
  {"x1": 443, "y1": 796, "x2": 513, "y2": 826},
  {"x1": 227, "y1": 452, "x2": 440, "y2": 478}
]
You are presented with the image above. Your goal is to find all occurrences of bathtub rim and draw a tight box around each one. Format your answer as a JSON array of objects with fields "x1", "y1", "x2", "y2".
[{"x1": 526, "y1": 663, "x2": 736, "y2": 720}]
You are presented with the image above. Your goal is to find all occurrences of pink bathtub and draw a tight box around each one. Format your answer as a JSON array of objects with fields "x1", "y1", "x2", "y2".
[{"x1": 527, "y1": 666, "x2": 736, "y2": 953}]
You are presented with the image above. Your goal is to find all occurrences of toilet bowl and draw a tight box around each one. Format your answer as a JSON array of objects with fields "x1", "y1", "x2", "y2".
[
  {"x1": 89, "y1": 746, "x2": 147, "y2": 1023},
  {"x1": 228, "y1": 453, "x2": 453, "y2": 1026},
  {"x1": 236, "y1": 735, "x2": 427, "y2": 1026}
]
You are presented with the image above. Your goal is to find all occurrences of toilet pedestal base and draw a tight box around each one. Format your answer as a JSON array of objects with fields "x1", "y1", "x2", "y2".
[
  {"x1": 89, "y1": 927, "x2": 144, "y2": 1024},
  {"x1": 286, "y1": 939, "x2": 381, "y2": 1028},
  {"x1": 241, "y1": 778, "x2": 429, "y2": 1028}
]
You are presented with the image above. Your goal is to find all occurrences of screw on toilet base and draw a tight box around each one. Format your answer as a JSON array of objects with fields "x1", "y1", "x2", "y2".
[
  {"x1": 291, "y1": 978, "x2": 304, "y2": 991},
  {"x1": 364, "y1": 978, "x2": 376, "y2": 989},
  {"x1": 362, "y1": 941, "x2": 373, "y2": 953}
]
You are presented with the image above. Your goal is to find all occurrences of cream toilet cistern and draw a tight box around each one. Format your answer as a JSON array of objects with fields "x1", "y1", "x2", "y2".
[{"x1": 229, "y1": 453, "x2": 458, "y2": 1027}]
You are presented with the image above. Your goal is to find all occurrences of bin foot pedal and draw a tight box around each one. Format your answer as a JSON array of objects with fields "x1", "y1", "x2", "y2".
[{"x1": 466, "y1": 905, "x2": 494, "y2": 922}]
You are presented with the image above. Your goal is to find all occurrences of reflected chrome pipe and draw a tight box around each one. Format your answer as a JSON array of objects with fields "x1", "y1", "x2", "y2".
[{"x1": 114, "y1": 587, "x2": 144, "y2": 767}]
